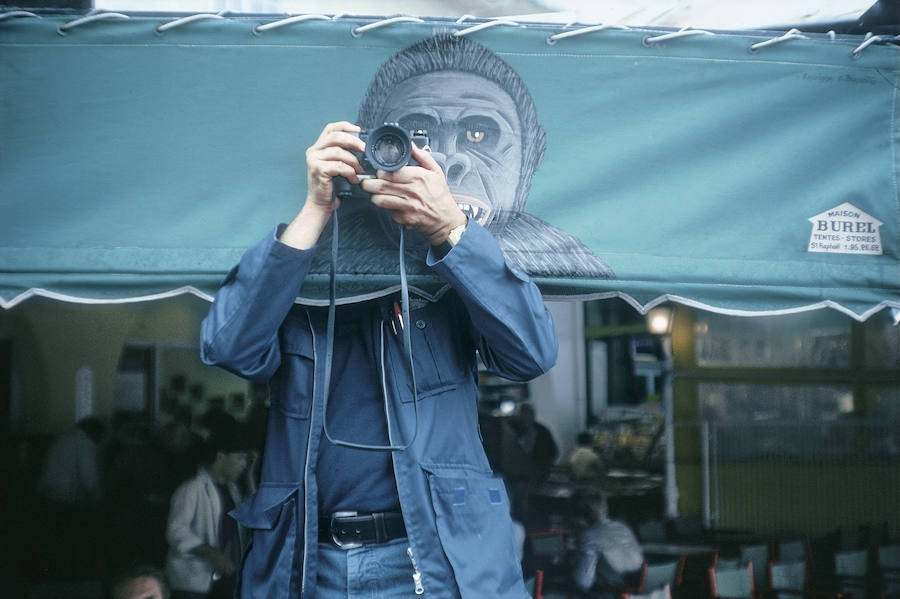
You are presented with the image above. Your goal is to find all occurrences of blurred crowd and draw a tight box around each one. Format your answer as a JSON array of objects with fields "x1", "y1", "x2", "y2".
[{"x1": 4, "y1": 384, "x2": 266, "y2": 599}]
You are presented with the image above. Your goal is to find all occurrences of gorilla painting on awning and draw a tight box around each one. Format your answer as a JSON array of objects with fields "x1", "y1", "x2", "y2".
[{"x1": 308, "y1": 33, "x2": 614, "y2": 299}]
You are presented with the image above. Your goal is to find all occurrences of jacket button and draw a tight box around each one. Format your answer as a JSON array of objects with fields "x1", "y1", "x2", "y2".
[{"x1": 415, "y1": 319, "x2": 426, "y2": 329}]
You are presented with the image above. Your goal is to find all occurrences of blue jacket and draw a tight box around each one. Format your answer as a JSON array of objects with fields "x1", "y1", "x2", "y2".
[{"x1": 200, "y1": 221, "x2": 558, "y2": 598}]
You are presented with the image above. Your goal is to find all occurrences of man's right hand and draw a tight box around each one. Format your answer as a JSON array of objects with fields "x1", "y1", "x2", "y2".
[
  {"x1": 281, "y1": 121, "x2": 365, "y2": 250},
  {"x1": 305, "y1": 121, "x2": 365, "y2": 211},
  {"x1": 193, "y1": 544, "x2": 236, "y2": 576}
]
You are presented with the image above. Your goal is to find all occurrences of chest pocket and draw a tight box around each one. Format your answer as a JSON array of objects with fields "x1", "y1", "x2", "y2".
[
  {"x1": 388, "y1": 302, "x2": 474, "y2": 403},
  {"x1": 270, "y1": 314, "x2": 315, "y2": 420}
]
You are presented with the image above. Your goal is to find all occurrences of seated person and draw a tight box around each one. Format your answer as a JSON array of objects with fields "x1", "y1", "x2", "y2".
[
  {"x1": 571, "y1": 499, "x2": 644, "y2": 597},
  {"x1": 569, "y1": 431, "x2": 605, "y2": 480}
]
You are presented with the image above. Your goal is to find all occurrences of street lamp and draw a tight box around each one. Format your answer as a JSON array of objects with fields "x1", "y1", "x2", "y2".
[
  {"x1": 646, "y1": 305, "x2": 679, "y2": 519},
  {"x1": 647, "y1": 306, "x2": 674, "y2": 335}
]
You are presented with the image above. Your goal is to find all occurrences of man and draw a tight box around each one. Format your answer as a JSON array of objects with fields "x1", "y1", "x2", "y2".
[
  {"x1": 571, "y1": 499, "x2": 644, "y2": 598},
  {"x1": 200, "y1": 35, "x2": 559, "y2": 598},
  {"x1": 165, "y1": 428, "x2": 249, "y2": 599},
  {"x1": 36, "y1": 416, "x2": 106, "y2": 579},
  {"x1": 109, "y1": 565, "x2": 170, "y2": 599},
  {"x1": 502, "y1": 403, "x2": 559, "y2": 526},
  {"x1": 38, "y1": 416, "x2": 105, "y2": 508}
]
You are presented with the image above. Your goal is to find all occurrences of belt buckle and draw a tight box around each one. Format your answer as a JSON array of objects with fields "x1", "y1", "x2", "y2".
[{"x1": 330, "y1": 511, "x2": 363, "y2": 550}]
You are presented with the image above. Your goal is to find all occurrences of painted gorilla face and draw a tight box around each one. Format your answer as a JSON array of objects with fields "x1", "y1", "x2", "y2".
[{"x1": 379, "y1": 71, "x2": 523, "y2": 228}]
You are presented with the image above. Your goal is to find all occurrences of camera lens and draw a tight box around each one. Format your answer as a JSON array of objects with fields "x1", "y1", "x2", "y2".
[
  {"x1": 372, "y1": 134, "x2": 405, "y2": 168},
  {"x1": 365, "y1": 124, "x2": 412, "y2": 172}
]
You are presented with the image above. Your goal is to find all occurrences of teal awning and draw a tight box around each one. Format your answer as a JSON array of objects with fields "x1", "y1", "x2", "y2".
[{"x1": 1, "y1": 13, "x2": 898, "y2": 320}]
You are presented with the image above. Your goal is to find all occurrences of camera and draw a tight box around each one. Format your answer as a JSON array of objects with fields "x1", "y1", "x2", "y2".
[{"x1": 333, "y1": 123, "x2": 429, "y2": 201}]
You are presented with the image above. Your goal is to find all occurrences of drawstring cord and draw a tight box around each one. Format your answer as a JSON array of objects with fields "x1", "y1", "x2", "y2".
[{"x1": 321, "y1": 204, "x2": 419, "y2": 451}]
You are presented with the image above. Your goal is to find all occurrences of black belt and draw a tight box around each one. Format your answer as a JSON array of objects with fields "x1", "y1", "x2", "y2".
[{"x1": 319, "y1": 511, "x2": 407, "y2": 549}]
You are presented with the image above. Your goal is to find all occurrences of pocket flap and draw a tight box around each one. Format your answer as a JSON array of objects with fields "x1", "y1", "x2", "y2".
[
  {"x1": 230, "y1": 483, "x2": 298, "y2": 530},
  {"x1": 281, "y1": 323, "x2": 314, "y2": 358}
]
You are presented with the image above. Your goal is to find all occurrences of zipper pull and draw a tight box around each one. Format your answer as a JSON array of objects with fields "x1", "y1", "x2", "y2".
[{"x1": 407, "y1": 546, "x2": 425, "y2": 595}]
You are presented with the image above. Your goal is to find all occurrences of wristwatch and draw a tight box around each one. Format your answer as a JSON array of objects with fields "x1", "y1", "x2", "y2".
[{"x1": 447, "y1": 222, "x2": 467, "y2": 247}]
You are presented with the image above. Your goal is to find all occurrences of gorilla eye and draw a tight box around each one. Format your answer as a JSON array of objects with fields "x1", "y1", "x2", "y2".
[
  {"x1": 466, "y1": 130, "x2": 486, "y2": 143},
  {"x1": 458, "y1": 117, "x2": 499, "y2": 150}
]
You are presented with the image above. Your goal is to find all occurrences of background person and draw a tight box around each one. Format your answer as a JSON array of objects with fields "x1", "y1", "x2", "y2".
[
  {"x1": 36, "y1": 416, "x2": 107, "y2": 580},
  {"x1": 502, "y1": 403, "x2": 559, "y2": 527},
  {"x1": 164, "y1": 427, "x2": 250, "y2": 599},
  {"x1": 570, "y1": 431, "x2": 605, "y2": 481},
  {"x1": 109, "y1": 565, "x2": 170, "y2": 599},
  {"x1": 571, "y1": 497, "x2": 644, "y2": 598}
]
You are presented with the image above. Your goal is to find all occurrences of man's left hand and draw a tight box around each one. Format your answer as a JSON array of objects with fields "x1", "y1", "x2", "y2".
[{"x1": 360, "y1": 144, "x2": 467, "y2": 246}]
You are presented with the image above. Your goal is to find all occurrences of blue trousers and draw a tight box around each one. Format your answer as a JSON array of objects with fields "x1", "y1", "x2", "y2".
[{"x1": 316, "y1": 538, "x2": 422, "y2": 598}]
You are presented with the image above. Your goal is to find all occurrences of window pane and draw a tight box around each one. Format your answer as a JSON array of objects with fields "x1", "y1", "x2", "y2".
[
  {"x1": 864, "y1": 310, "x2": 900, "y2": 368},
  {"x1": 699, "y1": 382, "x2": 853, "y2": 423},
  {"x1": 699, "y1": 383, "x2": 856, "y2": 459},
  {"x1": 868, "y1": 387, "x2": 900, "y2": 457},
  {"x1": 694, "y1": 311, "x2": 851, "y2": 368}
]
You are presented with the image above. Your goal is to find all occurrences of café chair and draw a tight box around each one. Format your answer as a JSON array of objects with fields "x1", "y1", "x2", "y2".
[
  {"x1": 879, "y1": 544, "x2": 900, "y2": 597},
  {"x1": 767, "y1": 558, "x2": 848, "y2": 599},
  {"x1": 741, "y1": 543, "x2": 772, "y2": 592},
  {"x1": 716, "y1": 557, "x2": 744, "y2": 571},
  {"x1": 591, "y1": 559, "x2": 684, "y2": 598},
  {"x1": 833, "y1": 548, "x2": 869, "y2": 598},
  {"x1": 622, "y1": 584, "x2": 672, "y2": 599},
  {"x1": 779, "y1": 539, "x2": 809, "y2": 564},
  {"x1": 769, "y1": 559, "x2": 807, "y2": 598},
  {"x1": 677, "y1": 548, "x2": 721, "y2": 598},
  {"x1": 589, "y1": 567, "x2": 644, "y2": 598},
  {"x1": 526, "y1": 569, "x2": 544, "y2": 599},
  {"x1": 641, "y1": 557, "x2": 686, "y2": 595},
  {"x1": 527, "y1": 529, "x2": 573, "y2": 595},
  {"x1": 709, "y1": 561, "x2": 756, "y2": 599}
]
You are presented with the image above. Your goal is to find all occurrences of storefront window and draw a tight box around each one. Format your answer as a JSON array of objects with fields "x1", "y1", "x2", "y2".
[
  {"x1": 868, "y1": 386, "x2": 900, "y2": 457},
  {"x1": 698, "y1": 382, "x2": 853, "y2": 423},
  {"x1": 864, "y1": 309, "x2": 900, "y2": 368},
  {"x1": 699, "y1": 383, "x2": 857, "y2": 459},
  {"x1": 694, "y1": 311, "x2": 851, "y2": 368}
]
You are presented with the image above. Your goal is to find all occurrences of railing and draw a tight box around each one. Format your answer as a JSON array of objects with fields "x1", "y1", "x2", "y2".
[{"x1": 676, "y1": 421, "x2": 900, "y2": 536}]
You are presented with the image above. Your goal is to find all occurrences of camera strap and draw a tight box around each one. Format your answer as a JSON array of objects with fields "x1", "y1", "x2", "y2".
[{"x1": 321, "y1": 203, "x2": 419, "y2": 452}]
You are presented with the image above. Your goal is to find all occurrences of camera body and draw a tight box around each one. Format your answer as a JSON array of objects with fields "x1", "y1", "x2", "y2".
[{"x1": 334, "y1": 123, "x2": 429, "y2": 201}]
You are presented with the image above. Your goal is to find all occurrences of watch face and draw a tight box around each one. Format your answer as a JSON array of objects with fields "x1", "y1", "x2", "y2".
[{"x1": 448, "y1": 225, "x2": 465, "y2": 246}]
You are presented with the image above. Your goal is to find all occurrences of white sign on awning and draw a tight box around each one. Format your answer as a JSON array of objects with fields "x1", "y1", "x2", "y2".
[{"x1": 808, "y1": 202, "x2": 883, "y2": 255}]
